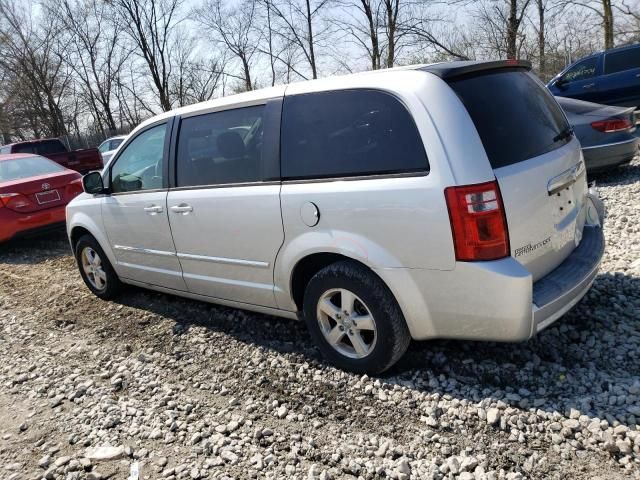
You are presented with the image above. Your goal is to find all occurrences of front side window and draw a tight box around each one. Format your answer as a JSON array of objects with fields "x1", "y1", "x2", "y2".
[
  {"x1": 561, "y1": 57, "x2": 598, "y2": 83},
  {"x1": 604, "y1": 48, "x2": 640, "y2": 75},
  {"x1": 111, "y1": 124, "x2": 166, "y2": 193},
  {"x1": 98, "y1": 141, "x2": 110, "y2": 153},
  {"x1": 281, "y1": 89, "x2": 428, "y2": 179},
  {"x1": 176, "y1": 106, "x2": 265, "y2": 187}
]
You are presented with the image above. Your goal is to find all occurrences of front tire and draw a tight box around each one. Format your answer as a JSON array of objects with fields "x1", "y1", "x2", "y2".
[
  {"x1": 74, "y1": 234, "x2": 122, "y2": 300},
  {"x1": 302, "y1": 261, "x2": 411, "y2": 374}
]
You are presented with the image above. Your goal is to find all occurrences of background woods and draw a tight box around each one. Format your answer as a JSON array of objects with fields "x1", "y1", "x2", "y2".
[{"x1": 0, "y1": 0, "x2": 638, "y2": 146}]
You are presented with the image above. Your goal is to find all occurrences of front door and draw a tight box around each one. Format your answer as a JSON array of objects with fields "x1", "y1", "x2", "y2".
[
  {"x1": 102, "y1": 121, "x2": 187, "y2": 291},
  {"x1": 167, "y1": 104, "x2": 284, "y2": 307}
]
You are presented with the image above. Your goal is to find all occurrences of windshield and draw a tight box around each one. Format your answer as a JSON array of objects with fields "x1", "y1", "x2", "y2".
[
  {"x1": 0, "y1": 156, "x2": 65, "y2": 182},
  {"x1": 448, "y1": 70, "x2": 571, "y2": 169}
]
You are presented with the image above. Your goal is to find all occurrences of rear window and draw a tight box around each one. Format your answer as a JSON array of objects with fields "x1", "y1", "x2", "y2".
[
  {"x1": 0, "y1": 156, "x2": 65, "y2": 182},
  {"x1": 281, "y1": 89, "x2": 428, "y2": 179},
  {"x1": 604, "y1": 48, "x2": 640, "y2": 75},
  {"x1": 13, "y1": 140, "x2": 66, "y2": 156},
  {"x1": 449, "y1": 70, "x2": 571, "y2": 169}
]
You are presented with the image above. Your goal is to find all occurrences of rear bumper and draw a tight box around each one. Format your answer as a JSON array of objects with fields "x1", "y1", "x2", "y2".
[
  {"x1": 582, "y1": 137, "x2": 638, "y2": 171},
  {"x1": 0, "y1": 205, "x2": 67, "y2": 243},
  {"x1": 532, "y1": 225, "x2": 604, "y2": 332},
  {"x1": 377, "y1": 223, "x2": 605, "y2": 342}
]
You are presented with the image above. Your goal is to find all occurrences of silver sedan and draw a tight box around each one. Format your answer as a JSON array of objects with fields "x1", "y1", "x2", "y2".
[{"x1": 556, "y1": 96, "x2": 639, "y2": 173}]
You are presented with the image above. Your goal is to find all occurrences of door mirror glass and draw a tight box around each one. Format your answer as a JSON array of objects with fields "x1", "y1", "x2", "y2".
[{"x1": 83, "y1": 171, "x2": 105, "y2": 194}]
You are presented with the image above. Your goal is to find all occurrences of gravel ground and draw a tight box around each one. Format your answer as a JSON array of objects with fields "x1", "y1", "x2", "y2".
[{"x1": 0, "y1": 161, "x2": 639, "y2": 480}]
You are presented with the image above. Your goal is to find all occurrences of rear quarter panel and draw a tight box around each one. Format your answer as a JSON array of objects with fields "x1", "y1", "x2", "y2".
[{"x1": 275, "y1": 71, "x2": 487, "y2": 311}]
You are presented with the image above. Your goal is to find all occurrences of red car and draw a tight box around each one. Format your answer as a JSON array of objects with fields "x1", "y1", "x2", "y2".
[{"x1": 0, "y1": 154, "x2": 84, "y2": 243}]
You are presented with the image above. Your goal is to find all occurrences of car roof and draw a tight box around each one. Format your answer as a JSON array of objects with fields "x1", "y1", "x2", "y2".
[
  {"x1": 131, "y1": 60, "x2": 530, "y2": 135},
  {"x1": 0, "y1": 153, "x2": 43, "y2": 162}
]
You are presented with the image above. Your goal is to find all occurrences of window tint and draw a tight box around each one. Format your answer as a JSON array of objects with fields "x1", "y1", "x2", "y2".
[
  {"x1": 13, "y1": 140, "x2": 66, "y2": 155},
  {"x1": 281, "y1": 89, "x2": 428, "y2": 179},
  {"x1": 604, "y1": 48, "x2": 640, "y2": 75},
  {"x1": 111, "y1": 124, "x2": 166, "y2": 193},
  {"x1": 561, "y1": 57, "x2": 598, "y2": 83},
  {"x1": 98, "y1": 141, "x2": 110, "y2": 153},
  {"x1": 0, "y1": 156, "x2": 65, "y2": 182},
  {"x1": 111, "y1": 138, "x2": 124, "y2": 150},
  {"x1": 176, "y1": 106, "x2": 265, "y2": 187},
  {"x1": 12, "y1": 144, "x2": 35, "y2": 154},
  {"x1": 449, "y1": 70, "x2": 571, "y2": 169}
]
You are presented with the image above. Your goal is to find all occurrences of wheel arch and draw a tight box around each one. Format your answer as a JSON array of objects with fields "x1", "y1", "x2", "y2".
[{"x1": 289, "y1": 252, "x2": 395, "y2": 313}]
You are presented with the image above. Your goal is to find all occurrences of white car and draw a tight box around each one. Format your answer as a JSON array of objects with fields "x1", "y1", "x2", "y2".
[
  {"x1": 67, "y1": 60, "x2": 605, "y2": 374},
  {"x1": 97, "y1": 135, "x2": 127, "y2": 164}
]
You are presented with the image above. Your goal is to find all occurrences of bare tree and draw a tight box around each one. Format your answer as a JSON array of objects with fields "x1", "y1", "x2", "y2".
[
  {"x1": 44, "y1": 0, "x2": 131, "y2": 135},
  {"x1": 0, "y1": 0, "x2": 73, "y2": 138},
  {"x1": 268, "y1": 0, "x2": 333, "y2": 78},
  {"x1": 196, "y1": 0, "x2": 261, "y2": 91},
  {"x1": 111, "y1": 0, "x2": 184, "y2": 111}
]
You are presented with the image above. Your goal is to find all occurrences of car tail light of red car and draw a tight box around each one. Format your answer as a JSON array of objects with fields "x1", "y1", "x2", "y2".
[
  {"x1": 0, "y1": 193, "x2": 34, "y2": 211},
  {"x1": 65, "y1": 178, "x2": 84, "y2": 198},
  {"x1": 445, "y1": 180, "x2": 510, "y2": 261},
  {"x1": 591, "y1": 118, "x2": 633, "y2": 133}
]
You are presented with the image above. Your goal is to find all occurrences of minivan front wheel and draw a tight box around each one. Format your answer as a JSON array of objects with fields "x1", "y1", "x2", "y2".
[
  {"x1": 75, "y1": 235, "x2": 122, "y2": 300},
  {"x1": 303, "y1": 261, "x2": 410, "y2": 374}
]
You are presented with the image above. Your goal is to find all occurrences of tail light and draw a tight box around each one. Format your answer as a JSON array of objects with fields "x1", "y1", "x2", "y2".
[
  {"x1": 0, "y1": 193, "x2": 34, "y2": 211},
  {"x1": 591, "y1": 118, "x2": 633, "y2": 133},
  {"x1": 444, "y1": 181, "x2": 510, "y2": 261},
  {"x1": 65, "y1": 178, "x2": 84, "y2": 198}
]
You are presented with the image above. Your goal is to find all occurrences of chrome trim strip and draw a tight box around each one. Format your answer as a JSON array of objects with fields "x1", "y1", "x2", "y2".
[
  {"x1": 113, "y1": 245, "x2": 176, "y2": 257},
  {"x1": 581, "y1": 137, "x2": 638, "y2": 150},
  {"x1": 177, "y1": 252, "x2": 269, "y2": 268}
]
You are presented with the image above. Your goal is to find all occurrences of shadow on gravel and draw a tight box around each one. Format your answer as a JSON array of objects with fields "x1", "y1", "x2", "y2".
[
  {"x1": 0, "y1": 228, "x2": 70, "y2": 264},
  {"x1": 113, "y1": 269, "x2": 640, "y2": 428},
  {"x1": 589, "y1": 161, "x2": 640, "y2": 188}
]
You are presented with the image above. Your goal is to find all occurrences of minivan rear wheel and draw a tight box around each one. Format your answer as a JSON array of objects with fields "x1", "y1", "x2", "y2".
[
  {"x1": 75, "y1": 234, "x2": 122, "y2": 300},
  {"x1": 302, "y1": 261, "x2": 410, "y2": 374}
]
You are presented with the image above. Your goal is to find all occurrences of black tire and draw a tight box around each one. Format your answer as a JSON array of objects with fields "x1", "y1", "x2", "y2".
[
  {"x1": 74, "y1": 234, "x2": 122, "y2": 300},
  {"x1": 302, "y1": 260, "x2": 411, "y2": 374}
]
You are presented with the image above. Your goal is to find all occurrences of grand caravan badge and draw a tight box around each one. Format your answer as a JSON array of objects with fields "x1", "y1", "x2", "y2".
[{"x1": 514, "y1": 236, "x2": 552, "y2": 257}]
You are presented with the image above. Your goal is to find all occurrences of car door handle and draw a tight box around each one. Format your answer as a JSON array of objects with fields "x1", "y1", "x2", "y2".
[
  {"x1": 143, "y1": 205, "x2": 163, "y2": 214},
  {"x1": 170, "y1": 204, "x2": 193, "y2": 214},
  {"x1": 635, "y1": 73, "x2": 640, "y2": 78},
  {"x1": 583, "y1": 83, "x2": 595, "y2": 89}
]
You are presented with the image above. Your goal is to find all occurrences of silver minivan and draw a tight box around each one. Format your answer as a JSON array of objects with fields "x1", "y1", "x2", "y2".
[{"x1": 67, "y1": 60, "x2": 605, "y2": 374}]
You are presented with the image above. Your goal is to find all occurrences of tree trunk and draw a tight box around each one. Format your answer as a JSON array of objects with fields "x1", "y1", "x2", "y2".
[
  {"x1": 537, "y1": 0, "x2": 545, "y2": 76},
  {"x1": 385, "y1": 0, "x2": 396, "y2": 68},
  {"x1": 305, "y1": 0, "x2": 317, "y2": 79},
  {"x1": 602, "y1": 0, "x2": 614, "y2": 49},
  {"x1": 506, "y1": 0, "x2": 518, "y2": 59},
  {"x1": 361, "y1": 0, "x2": 380, "y2": 70}
]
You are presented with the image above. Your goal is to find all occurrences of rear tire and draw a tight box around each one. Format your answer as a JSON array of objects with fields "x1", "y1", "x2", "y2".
[
  {"x1": 302, "y1": 260, "x2": 411, "y2": 374},
  {"x1": 74, "y1": 234, "x2": 122, "y2": 300}
]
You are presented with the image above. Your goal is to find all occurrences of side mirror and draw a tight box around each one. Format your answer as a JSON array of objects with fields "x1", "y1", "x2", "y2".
[{"x1": 83, "y1": 171, "x2": 106, "y2": 194}]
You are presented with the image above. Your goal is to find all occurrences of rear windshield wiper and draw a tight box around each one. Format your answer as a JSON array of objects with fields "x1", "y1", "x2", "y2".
[{"x1": 553, "y1": 126, "x2": 574, "y2": 143}]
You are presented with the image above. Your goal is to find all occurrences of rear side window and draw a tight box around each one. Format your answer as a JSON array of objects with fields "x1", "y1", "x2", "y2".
[
  {"x1": 176, "y1": 106, "x2": 265, "y2": 187},
  {"x1": 281, "y1": 89, "x2": 428, "y2": 179},
  {"x1": 604, "y1": 48, "x2": 640, "y2": 75},
  {"x1": 449, "y1": 70, "x2": 571, "y2": 169}
]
